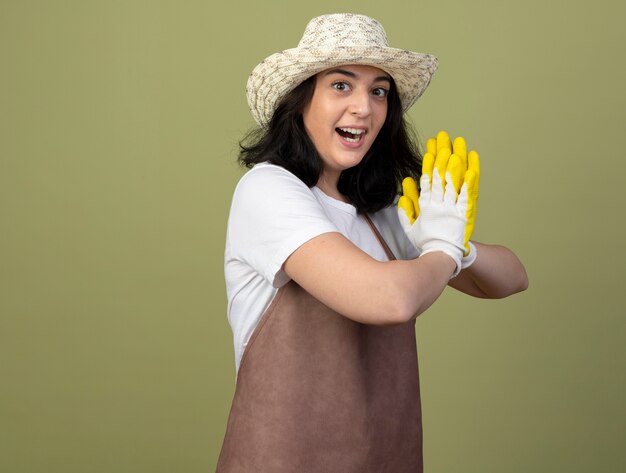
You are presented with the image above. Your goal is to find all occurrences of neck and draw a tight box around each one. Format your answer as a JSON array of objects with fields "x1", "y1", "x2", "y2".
[{"x1": 316, "y1": 171, "x2": 349, "y2": 203}]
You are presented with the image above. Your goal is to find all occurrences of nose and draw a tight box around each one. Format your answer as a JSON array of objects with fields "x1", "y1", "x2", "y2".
[{"x1": 349, "y1": 89, "x2": 372, "y2": 117}]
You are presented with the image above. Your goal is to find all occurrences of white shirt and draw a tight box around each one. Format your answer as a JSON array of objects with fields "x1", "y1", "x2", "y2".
[{"x1": 224, "y1": 163, "x2": 418, "y2": 372}]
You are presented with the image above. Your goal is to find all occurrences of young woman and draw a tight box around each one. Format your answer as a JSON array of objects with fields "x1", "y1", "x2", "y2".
[{"x1": 217, "y1": 13, "x2": 528, "y2": 473}]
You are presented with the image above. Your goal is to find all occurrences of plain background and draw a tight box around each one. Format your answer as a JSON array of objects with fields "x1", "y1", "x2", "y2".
[{"x1": 1, "y1": 0, "x2": 624, "y2": 471}]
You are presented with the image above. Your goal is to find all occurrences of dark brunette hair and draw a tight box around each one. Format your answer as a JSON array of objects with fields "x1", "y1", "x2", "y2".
[{"x1": 238, "y1": 75, "x2": 422, "y2": 214}]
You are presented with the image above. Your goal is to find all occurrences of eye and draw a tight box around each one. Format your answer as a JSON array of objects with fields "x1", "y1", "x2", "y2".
[
  {"x1": 372, "y1": 87, "x2": 389, "y2": 98},
  {"x1": 331, "y1": 81, "x2": 350, "y2": 92}
]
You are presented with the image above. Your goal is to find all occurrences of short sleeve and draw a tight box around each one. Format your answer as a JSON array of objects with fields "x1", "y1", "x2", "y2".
[{"x1": 226, "y1": 164, "x2": 339, "y2": 287}]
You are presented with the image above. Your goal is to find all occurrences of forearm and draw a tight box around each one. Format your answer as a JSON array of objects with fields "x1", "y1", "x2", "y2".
[
  {"x1": 284, "y1": 232, "x2": 456, "y2": 325},
  {"x1": 382, "y1": 252, "x2": 456, "y2": 321},
  {"x1": 449, "y1": 241, "x2": 529, "y2": 298}
]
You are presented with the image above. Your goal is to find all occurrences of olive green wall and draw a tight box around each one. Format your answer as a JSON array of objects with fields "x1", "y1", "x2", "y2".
[{"x1": 1, "y1": 1, "x2": 624, "y2": 471}]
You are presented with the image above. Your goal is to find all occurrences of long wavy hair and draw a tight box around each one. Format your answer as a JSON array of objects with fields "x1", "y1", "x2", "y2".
[{"x1": 238, "y1": 74, "x2": 422, "y2": 214}]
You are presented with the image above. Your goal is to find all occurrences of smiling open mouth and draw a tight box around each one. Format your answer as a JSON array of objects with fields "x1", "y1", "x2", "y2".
[{"x1": 336, "y1": 127, "x2": 365, "y2": 143}]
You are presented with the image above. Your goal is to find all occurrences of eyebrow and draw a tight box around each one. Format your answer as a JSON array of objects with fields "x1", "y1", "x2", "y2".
[{"x1": 322, "y1": 68, "x2": 391, "y2": 83}]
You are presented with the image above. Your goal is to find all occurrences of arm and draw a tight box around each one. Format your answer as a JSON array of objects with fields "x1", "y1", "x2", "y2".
[
  {"x1": 284, "y1": 143, "x2": 470, "y2": 325},
  {"x1": 448, "y1": 241, "x2": 529, "y2": 298},
  {"x1": 284, "y1": 232, "x2": 456, "y2": 325},
  {"x1": 400, "y1": 132, "x2": 528, "y2": 299},
  {"x1": 230, "y1": 164, "x2": 457, "y2": 325}
]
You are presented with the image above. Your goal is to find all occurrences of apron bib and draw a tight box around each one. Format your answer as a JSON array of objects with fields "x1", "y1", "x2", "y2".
[{"x1": 217, "y1": 215, "x2": 423, "y2": 472}]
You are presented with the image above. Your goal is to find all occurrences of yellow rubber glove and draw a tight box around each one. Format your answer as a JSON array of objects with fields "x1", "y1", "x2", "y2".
[
  {"x1": 426, "y1": 131, "x2": 452, "y2": 186},
  {"x1": 398, "y1": 152, "x2": 434, "y2": 222},
  {"x1": 397, "y1": 161, "x2": 467, "y2": 276},
  {"x1": 462, "y1": 149, "x2": 480, "y2": 257},
  {"x1": 398, "y1": 131, "x2": 481, "y2": 267},
  {"x1": 448, "y1": 136, "x2": 467, "y2": 193}
]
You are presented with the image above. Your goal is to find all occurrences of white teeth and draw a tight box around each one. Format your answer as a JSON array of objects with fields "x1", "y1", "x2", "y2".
[{"x1": 339, "y1": 127, "x2": 365, "y2": 135}]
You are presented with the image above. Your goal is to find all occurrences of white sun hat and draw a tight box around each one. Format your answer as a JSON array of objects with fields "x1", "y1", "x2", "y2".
[{"x1": 246, "y1": 13, "x2": 439, "y2": 128}]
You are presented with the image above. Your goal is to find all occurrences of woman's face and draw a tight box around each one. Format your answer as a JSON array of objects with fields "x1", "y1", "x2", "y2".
[{"x1": 302, "y1": 64, "x2": 390, "y2": 179}]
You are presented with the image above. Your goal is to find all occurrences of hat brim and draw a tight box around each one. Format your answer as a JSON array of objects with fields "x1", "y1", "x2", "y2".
[{"x1": 247, "y1": 45, "x2": 438, "y2": 127}]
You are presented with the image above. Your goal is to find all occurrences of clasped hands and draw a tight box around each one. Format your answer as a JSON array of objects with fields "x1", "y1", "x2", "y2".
[{"x1": 398, "y1": 131, "x2": 480, "y2": 276}]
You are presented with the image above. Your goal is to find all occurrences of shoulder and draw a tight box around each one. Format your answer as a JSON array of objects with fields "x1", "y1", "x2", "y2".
[
  {"x1": 230, "y1": 162, "x2": 322, "y2": 218},
  {"x1": 235, "y1": 162, "x2": 308, "y2": 194},
  {"x1": 226, "y1": 162, "x2": 338, "y2": 286}
]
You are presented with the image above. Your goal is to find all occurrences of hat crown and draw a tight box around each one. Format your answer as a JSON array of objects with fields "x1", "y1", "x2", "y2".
[{"x1": 297, "y1": 13, "x2": 389, "y2": 49}]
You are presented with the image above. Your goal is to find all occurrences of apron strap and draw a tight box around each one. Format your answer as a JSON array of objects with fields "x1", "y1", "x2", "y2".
[{"x1": 363, "y1": 214, "x2": 396, "y2": 261}]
